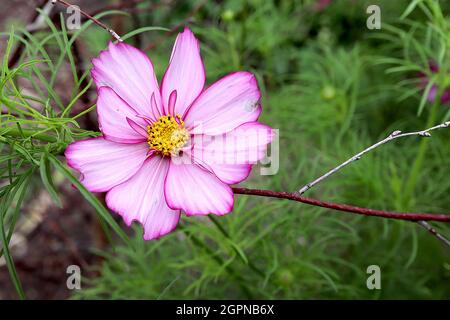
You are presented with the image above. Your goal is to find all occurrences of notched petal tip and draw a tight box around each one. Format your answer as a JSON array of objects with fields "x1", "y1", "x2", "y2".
[
  {"x1": 164, "y1": 163, "x2": 235, "y2": 216},
  {"x1": 162, "y1": 26, "x2": 205, "y2": 119},
  {"x1": 182, "y1": 26, "x2": 193, "y2": 33},
  {"x1": 105, "y1": 157, "x2": 180, "y2": 241},
  {"x1": 143, "y1": 221, "x2": 179, "y2": 241}
]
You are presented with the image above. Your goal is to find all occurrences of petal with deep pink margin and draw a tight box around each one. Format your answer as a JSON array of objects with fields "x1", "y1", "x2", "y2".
[
  {"x1": 164, "y1": 161, "x2": 233, "y2": 216},
  {"x1": 91, "y1": 42, "x2": 162, "y2": 120},
  {"x1": 97, "y1": 87, "x2": 147, "y2": 143},
  {"x1": 65, "y1": 138, "x2": 148, "y2": 192},
  {"x1": 184, "y1": 72, "x2": 261, "y2": 135},
  {"x1": 201, "y1": 163, "x2": 251, "y2": 185},
  {"x1": 161, "y1": 28, "x2": 205, "y2": 117},
  {"x1": 190, "y1": 122, "x2": 273, "y2": 184},
  {"x1": 106, "y1": 156, "x2": 180, "y2": 240}
]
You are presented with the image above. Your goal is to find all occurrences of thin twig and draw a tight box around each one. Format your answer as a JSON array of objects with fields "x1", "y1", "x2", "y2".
[
  {"x1": 296, "y1": 121, "x2": 450, "y2": 247},
  {"x1": 10, "y1": 0, "x2": 140, "y2": 68},
  {"x1": 416, "y1": 221, "x2": 450, "y2": 247},
  {"x1": 298, "y1": 121, "x2": 450, "y2": 194},
  {"x1": 233, "y1": 187, "x2": 450, "y2": 222},
  {"x1": 51, "y1": 0, "x2": 123, "y2": 42},
  {"x1": 27, "y1": 0, "x2": 55, "y2": 32}
]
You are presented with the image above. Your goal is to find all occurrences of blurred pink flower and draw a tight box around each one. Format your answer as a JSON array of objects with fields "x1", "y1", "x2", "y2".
[
  {"x1": 65, "y1": 28, "x2": 273, "y2": 240},
  {"x1": 419, "y1": 62, "x2": 450, "y2": 105},
  {"x1": 314, "y1": 0, "x2": 332, "y2": 11},
  {"x1": 427, "y1": 86, "x2": 450, "y2": 104}
]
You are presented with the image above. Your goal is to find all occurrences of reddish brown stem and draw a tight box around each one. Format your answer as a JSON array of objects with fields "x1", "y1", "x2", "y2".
[{"x1": 232, "y1": 187, "x2": 450, "y2": 222}]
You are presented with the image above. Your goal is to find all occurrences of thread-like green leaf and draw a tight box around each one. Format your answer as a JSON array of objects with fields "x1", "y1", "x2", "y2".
[
  {"x1": 47, "y1": 154, "x2": 131, "y2": 247},
  {"x1": 39, "y1": 153, "x2": 63, "y2": 208}
]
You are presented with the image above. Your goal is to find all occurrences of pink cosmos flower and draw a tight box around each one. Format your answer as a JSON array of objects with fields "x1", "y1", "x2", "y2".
[
  {"x1": 420, "y1": 62, "x2": 450, "y2": 105},
  {"x1": 314, "y1": 0, "x2": 333, "y2": 11},
  {"x1": 65, "y1": 28, "x2": 273, "y2": 240}
]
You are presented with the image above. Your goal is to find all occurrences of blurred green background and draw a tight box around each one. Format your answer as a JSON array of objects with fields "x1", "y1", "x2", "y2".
[{"x1": 0, "y1": 0, "x2": 449, "y2": 299}]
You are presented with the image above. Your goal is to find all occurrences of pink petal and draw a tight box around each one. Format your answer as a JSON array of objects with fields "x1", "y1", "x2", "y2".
[
  {"x1": 164, "y1": 161, "x2": 234, "y2": 216},
  {"x1": 427, "y1": 85, "x2": 437, "y2": 102},
  {"x1": 65, "y1": 138, "x2": 148, "y2": 192},
  {"x1": 106, "y1": 156, "x2": 180, "y2": 240},
  {"x1": 201, "y1": 163, "x2": 251, "y2": 185},
  {"x1": 161, "y1": 28, "x2": 205, "y2": 117},
  {"x1": 150, "y1": 92, "x2": 162, "y2": 120},
  {"x1": 97, "y1": 87, "x2": 147, "y2": 143},
  {"x1": 190, "y1": 122, "x2": 273, "y2": 183},
  {"x1": 184, "y1": 72, "x2": 261, "y2": 135},
  {"x1": 91, "y1": 42, "x2": 163, "y2": 120}
]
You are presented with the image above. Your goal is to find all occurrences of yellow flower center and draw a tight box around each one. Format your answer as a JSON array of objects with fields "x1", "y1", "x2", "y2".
[{"x1": 147, "y1": 115, "x2": 189, "y2": 156}]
